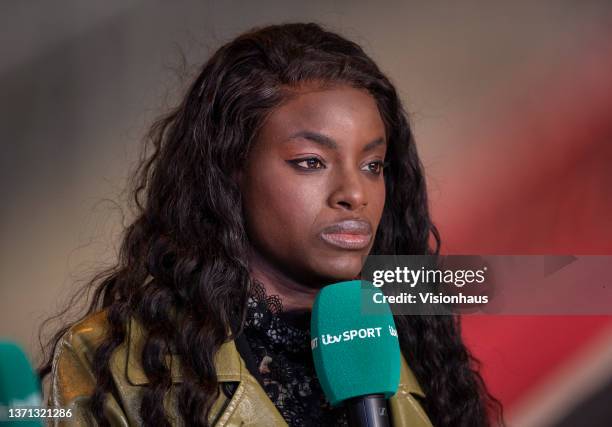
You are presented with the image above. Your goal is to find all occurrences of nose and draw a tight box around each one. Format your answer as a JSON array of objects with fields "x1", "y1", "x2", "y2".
[{"x1": 328, "y1": 165, "x2": 368, "y2": 210}]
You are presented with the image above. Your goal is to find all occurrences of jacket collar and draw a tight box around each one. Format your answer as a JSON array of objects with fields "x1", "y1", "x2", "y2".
[{"x1": 125, "y1": 317, "x2": 425, "y2": 398}]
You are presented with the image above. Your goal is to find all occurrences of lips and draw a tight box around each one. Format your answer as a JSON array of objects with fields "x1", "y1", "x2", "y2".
[{"x1": 320, "y1": 219, "x2": 373, "y2": 250}]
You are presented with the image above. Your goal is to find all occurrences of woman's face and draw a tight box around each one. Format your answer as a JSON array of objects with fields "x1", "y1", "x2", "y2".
[{"x1": 239, "y1": 84, "x2": 387, "y2": 288}]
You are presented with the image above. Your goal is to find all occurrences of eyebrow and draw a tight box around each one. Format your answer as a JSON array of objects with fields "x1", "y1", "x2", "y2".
[{"x1": 287, "y1": 130, "x2": 386, "y2": 152}]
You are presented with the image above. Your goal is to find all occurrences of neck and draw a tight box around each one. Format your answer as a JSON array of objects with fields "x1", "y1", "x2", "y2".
[{"x1": 247, "y1": 249, "x2": 318, "y2": 312}]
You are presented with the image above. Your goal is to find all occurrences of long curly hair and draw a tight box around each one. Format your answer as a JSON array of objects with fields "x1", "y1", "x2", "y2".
[{"x1": 39, "y1": 23, "x2": 503, "y2": 426}]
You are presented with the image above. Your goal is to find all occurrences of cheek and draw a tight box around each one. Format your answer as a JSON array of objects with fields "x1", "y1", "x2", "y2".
[
  {"x1": 245, "y1": 171, "x2": 324, "y2": 246},
  {"x1": 366, "y1": 182, "x2": 386, "y2": 235},
  {"x1": 374, "y1": 181, "x2": 386, "y2": 216}
]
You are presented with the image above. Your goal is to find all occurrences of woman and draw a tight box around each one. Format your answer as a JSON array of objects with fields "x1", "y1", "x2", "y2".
[{"x1": 39, "y1": 23, "x2": 502, "y2": 426}]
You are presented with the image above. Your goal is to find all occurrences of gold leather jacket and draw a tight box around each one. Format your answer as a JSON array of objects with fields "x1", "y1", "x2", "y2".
[{"x1": 50, "y1": 310, "x2": 433, "y2": 426}]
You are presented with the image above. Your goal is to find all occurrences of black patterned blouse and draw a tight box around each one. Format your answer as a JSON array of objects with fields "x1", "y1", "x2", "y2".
[{"x1": 239, "y1": 280, "x2": 348, "y2": 426}]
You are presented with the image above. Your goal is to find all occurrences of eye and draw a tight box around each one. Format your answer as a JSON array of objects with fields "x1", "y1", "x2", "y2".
[
  {"x1": 363, "y1": 160, "x2": 387, "y2": 175},
  {"x1": 289, "y1": 157, "x2": 326, "y2": 170}
]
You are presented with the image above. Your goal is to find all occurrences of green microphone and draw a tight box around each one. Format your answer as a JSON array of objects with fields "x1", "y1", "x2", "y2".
[
  {"x1": 311, "y1": 280, "x2": 400, "y2": 427},
  {"x1": 0, "y1": 341, "x2": 43, "y2": 426}
]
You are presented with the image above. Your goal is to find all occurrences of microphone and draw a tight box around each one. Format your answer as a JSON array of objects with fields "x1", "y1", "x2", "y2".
[
  {"x1": 311, "y1": 280, "x2": 400, "y2": 427},
  {"x1": 0, "y1": 341, "x2": 43, "y2": 426}
]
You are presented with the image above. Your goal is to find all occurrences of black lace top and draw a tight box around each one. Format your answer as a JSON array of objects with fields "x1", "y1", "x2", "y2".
[{"x1": 239, "y1": 280, "x2": 348, "y2": 426}]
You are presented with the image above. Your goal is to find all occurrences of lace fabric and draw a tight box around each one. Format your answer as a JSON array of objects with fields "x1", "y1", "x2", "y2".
[{"x1": 242, "y1": 280, "x2": 348, "y2": 426}]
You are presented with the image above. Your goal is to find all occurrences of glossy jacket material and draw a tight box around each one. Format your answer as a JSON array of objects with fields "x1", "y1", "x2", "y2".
[{"x1": 49, "y1": 311, "x2": 433, "y2": 426}]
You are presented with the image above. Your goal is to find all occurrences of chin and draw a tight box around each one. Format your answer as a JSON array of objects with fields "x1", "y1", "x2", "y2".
[{"x1": 314, "y1": 255, "x2": 364, "y2": 283}]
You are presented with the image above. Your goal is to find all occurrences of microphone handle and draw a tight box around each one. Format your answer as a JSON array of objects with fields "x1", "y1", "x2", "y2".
[{"x1": 346, "y1": 394, "x2": 391, "y2": 427}]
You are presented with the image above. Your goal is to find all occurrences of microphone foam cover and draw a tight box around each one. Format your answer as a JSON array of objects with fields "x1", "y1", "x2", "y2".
[{"x1": 311, "y1": 280, "x2": 400, "y2": 406}]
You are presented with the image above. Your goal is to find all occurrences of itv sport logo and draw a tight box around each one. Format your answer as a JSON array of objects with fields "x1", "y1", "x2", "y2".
[{"x1": 311, "y1": 324, "x2": 397, "y2": 349}]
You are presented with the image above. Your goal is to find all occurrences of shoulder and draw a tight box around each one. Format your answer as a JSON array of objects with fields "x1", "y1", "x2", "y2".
[
  {"x1": 57, "y1": 310, "x2": 110, "y2": 353},
  {"x1": 50, "y1": 310, "x2": 245, "y2": 425},
  {"x1": 50, "y1": 310, "x2": 145, "y2": 426},
  {"x1": 51, "y1": 310, "x2": 111, "y2": 403}
]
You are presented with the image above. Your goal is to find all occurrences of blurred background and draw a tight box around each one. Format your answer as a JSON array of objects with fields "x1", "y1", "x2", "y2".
[{"x1": 1, "y1": 1, "x2": 611, "y2": 425}]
